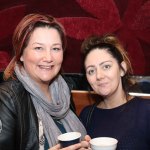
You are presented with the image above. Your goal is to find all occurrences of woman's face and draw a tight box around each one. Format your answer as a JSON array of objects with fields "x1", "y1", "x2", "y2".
[
  {"x1": 85, "y1": 48, "x2": 125, "y2": 97},
  {"x1": 20, "y1": 27, "x2": 63, "y2": 86}
]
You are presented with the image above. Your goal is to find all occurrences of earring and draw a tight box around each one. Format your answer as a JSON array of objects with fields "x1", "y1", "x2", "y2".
[{"x1": 121, "y1": 72, "x2": 124, "y2": 77}]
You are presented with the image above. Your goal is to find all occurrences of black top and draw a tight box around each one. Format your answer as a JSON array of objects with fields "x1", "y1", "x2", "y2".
[{"x1": 80, "y1": 97, "x2": 150, "y2": 150}]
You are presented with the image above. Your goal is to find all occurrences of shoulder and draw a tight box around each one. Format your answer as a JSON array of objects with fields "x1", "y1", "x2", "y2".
[
  {"x1": 0, "y1": 79, "x2": 27, "y2": 113},
  {"x1": 79, "y1": 105, "x2": 95, "y2": 121},
  {"x1": 132, "y1": 97, "x2": 150, "y2": 114},
  {"x1": 134, "y1": 96, "x2": 150, "y2": 105},
  {"x1": 79, "y1": 104, "x2": 97, "y2": 128},
  {"x1": 135, "y1": 97, "x2": 150, "y2": 124},
  {"x1": 80, "y1": 105, "x2": 94, "y2": 115},
  {"x1": 0, "y1": 78, "x2": 25, "y2": 96}
]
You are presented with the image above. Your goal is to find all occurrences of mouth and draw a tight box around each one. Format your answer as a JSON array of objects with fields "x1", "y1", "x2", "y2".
[
  {"x1": 38, "y1": 65, "x2": 54, "y2": 70},
  {"x1": 97, "y1": 82, "x2": 108, "y2": 87}
]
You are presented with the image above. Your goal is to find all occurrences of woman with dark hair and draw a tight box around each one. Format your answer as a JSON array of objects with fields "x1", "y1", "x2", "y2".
[
  {"x1": 80, "y1": 34, "x2": 150, "y2": 149},
  {"x1": 0, "y1": 13, "x2": 89, "y2": 150}
]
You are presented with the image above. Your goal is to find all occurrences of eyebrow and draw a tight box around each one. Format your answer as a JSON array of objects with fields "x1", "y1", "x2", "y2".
[
  {"x1": 99, "y1": 60, "x2": 112, "y2": 66},
  {"x1": 32, "y1": 42, "x2": 43, "y2": 46},
  {"x1": 52, "y1": 43, "x2": 62, "y2": 46},
  {"x1": 32, "y1": 42, "x2": 62, "y2": 46},
  {"x1": 86, "y1": 60, "x2": 112, "y2": 70}
]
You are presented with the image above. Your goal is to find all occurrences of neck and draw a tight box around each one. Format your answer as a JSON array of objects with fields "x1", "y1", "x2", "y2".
[{"x1": 98, "y1": 91, "x2": 128, "y2": 109}]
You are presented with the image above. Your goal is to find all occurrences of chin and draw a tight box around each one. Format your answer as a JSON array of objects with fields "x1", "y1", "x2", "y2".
[
  {"x1": 40, "y1": 72, "x2": 58, "y2": 81},
  {"x1": 97, "y1": 91, "x2": 110, "y2": 97},
  {"x1": 41, "y1": 81, "x2": 50, "y2": 85},
  {"x1": 39, "y1": 76, "x2": 53, "y2": 82}
]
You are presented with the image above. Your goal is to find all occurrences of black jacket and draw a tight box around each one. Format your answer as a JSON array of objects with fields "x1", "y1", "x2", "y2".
[
  {"x1": 0, "y1": 79, "x2": 39, "y2": 150},
  {"x1": 0, "y1": 77, "x2": 76, "y2": 150}
]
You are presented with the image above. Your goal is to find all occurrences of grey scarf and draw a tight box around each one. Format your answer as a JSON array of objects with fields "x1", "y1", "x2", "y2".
[{"x1": 15, "y1": 65, "x2": 86, "y2": 147}]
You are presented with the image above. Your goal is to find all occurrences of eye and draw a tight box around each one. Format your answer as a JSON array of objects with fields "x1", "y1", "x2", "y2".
[
  {"x1": 103, "y1": 64, "x2": 111, "y2": 70},
  {"x1": 86, "y1": 68, "x2": 96, "y2": 76},
  {"x1": 34, "y1": 47, "x2": 43, "y2": 51},
  {"x1": 52, "y1": 47, "x2": 62, "y2": 51}
]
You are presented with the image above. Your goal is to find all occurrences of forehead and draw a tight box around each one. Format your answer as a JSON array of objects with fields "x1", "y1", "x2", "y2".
[
  {"x1": 85, "y1": 48, "x2": 114, "y2": 64},
  {"x1": 29, "y1": 27, "x2": 61, "y2": 43}
]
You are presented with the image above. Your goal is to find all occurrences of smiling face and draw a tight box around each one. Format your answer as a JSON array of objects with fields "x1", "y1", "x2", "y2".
[
  {"x1": 20, "y1": 27, "x2": 63, "y2": 87},
  {"x1": 85, "y1": 48, "x2": 125, "y2": 98}
]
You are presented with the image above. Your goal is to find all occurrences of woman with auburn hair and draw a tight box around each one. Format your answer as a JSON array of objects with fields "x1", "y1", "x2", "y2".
[
  {"x1": 80, "y1": 34, "x2": 150, "y2": 149},
  {"x1": 0, "y1": 13, "x2": 89, "y2": 150}
]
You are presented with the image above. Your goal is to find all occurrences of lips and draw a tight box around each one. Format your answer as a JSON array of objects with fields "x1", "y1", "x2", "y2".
[
  {"x1": 38, "y1": 65, "x2": 54, "y2": 70},
  {"x1": 97, "y1": 82, "x2": 108, "y2": 87}
]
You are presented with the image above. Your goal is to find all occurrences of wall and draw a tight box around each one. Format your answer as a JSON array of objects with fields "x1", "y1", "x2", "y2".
[{"x1": 0, "y1": 0, "x2": 150, "y2": 75}]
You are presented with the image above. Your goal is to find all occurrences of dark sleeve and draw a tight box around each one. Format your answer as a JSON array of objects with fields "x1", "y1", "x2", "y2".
[{"x1": 0, "y1": 88, "x2": 17, "y2": 150}]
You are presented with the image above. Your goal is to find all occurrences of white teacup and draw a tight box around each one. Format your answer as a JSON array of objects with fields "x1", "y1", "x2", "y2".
[{"x1": 90, "y1": 137, "x2": 118, "y2": 150}]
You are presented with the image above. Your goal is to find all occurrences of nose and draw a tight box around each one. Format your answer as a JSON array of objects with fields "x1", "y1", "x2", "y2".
[
  {"x1": 43, "y1": 50, "x2": 53, "y2": 62},
  {"x1": 96, "y1": 69, "x2": 105, "y2": 80}
]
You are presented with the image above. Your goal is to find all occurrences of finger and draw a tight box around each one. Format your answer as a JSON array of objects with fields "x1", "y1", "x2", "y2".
[
  {"x1": 61, "y1": 143, "x2": 82, "y2": 150},
  {"x1": 79, "y1": 147, "x2": 91, "y2": 150},
  {"x1": 81, "y1": 141, "x2": 90, "y2": 148},
  {"x1": 48, "y1": 144, "x2": 61, "y2": 150},
  {"x1": 84, "y1": 135, "x2": 91, "y2": 142}
]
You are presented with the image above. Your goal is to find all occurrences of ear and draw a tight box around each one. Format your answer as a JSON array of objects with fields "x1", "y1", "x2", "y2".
[
  {"x1": 20, "y1": 56, "x2": 24, "y2": 62},
  {"x1": 120, "y1": 61, "x2": 127, "y2": 77}
]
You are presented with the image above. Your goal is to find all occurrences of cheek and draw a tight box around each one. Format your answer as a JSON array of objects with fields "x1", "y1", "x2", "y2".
[
  {"x1": 23, "y1": 56, "x2": 37, "y2": 67},
  {"x1": 22, "y1": 51, "x2": 38, "y2": 62},
  {"x1": 87, "y1": 76, "x2": 95, "y2": 86},
  {"x1": 110, "y1": 72, "x2": 121, "y2": 87},
  {"x1": 59, "y1": 55, "x2": 63, "y2": 63},
  {"x1": 55, "y1": 52, "x2": 63, "y2": 63},
  {"x1": 22, "y1": 54, "x2": 39, "y2": 71}
]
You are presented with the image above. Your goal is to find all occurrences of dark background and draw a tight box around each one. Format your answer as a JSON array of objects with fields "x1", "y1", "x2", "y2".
[{"x1": 0, "y1": 0, "x2": 150, "y2": 75}]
